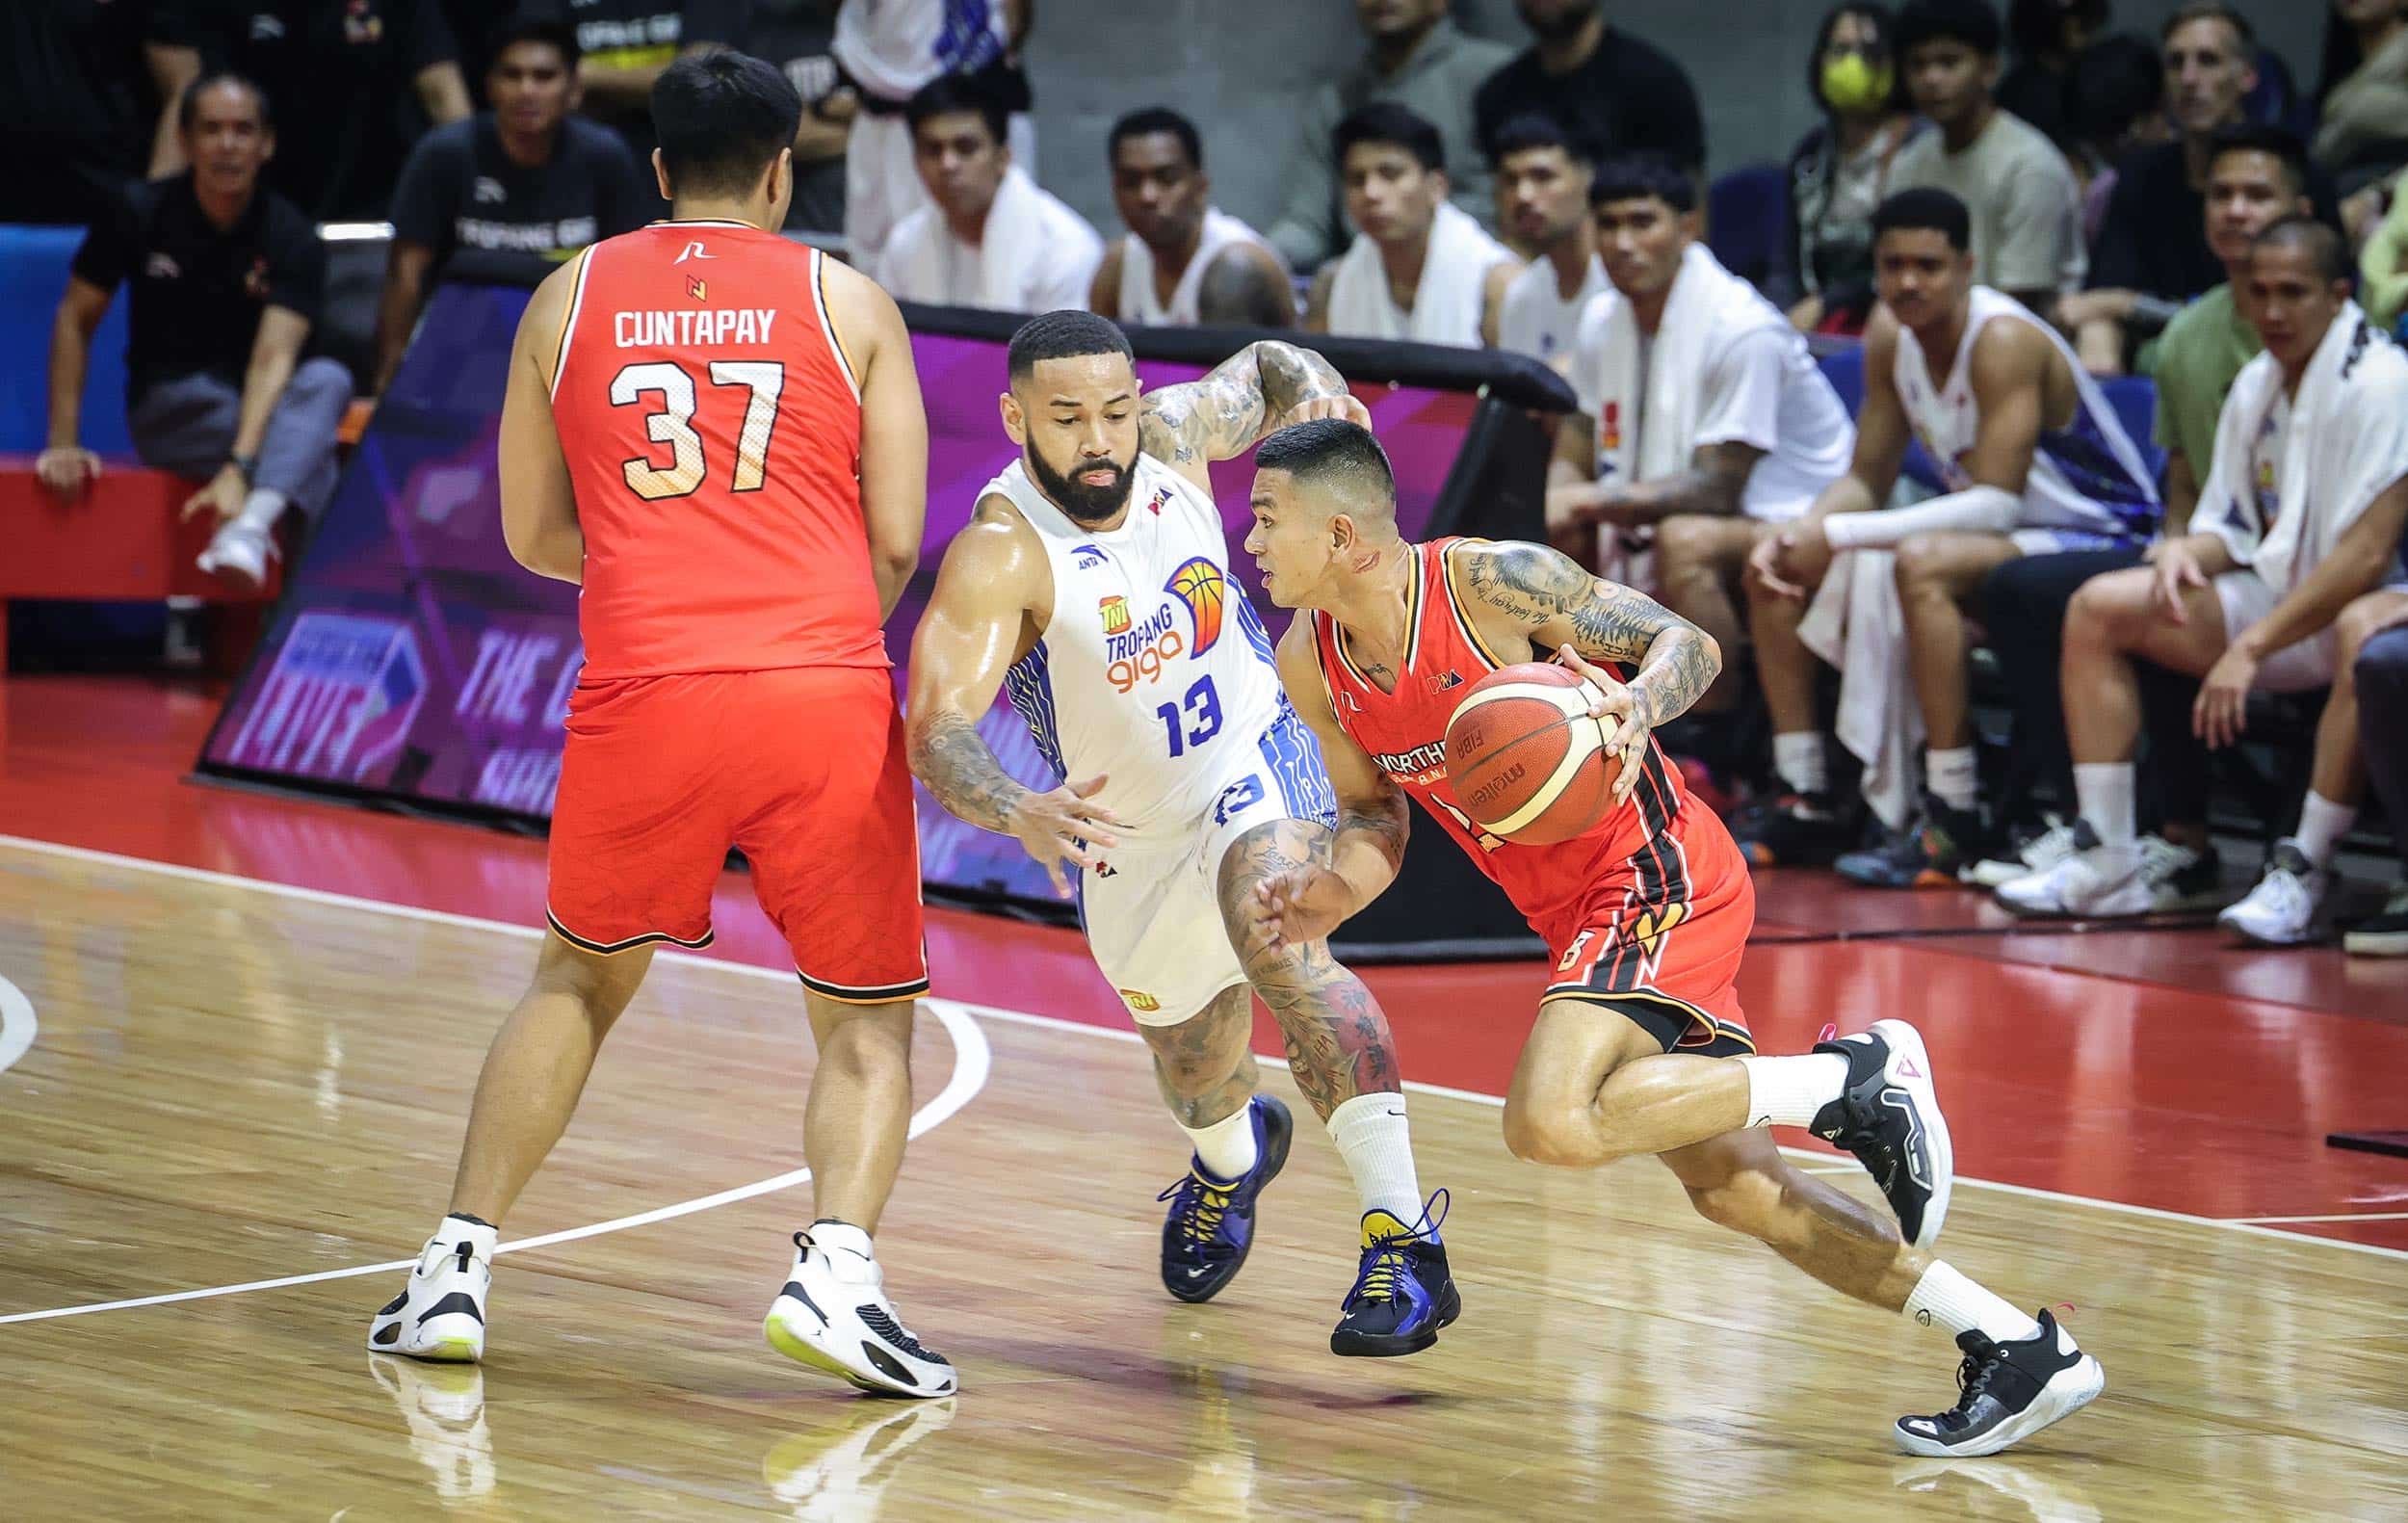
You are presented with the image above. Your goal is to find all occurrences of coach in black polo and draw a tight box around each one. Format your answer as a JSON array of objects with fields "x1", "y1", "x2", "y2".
[{"x1": 40, "y1": 71, "x2": 353, "y2": 591}]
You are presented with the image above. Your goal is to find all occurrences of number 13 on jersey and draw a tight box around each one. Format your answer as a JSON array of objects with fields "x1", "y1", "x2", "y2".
[{"x1": 1156, "y1": 675, "x2": 1221, "y2": 758}]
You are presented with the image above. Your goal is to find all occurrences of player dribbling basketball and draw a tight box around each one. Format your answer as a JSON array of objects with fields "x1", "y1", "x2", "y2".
[{"x1": 1243, "y1": 417, "x2": 2105, "y2": 1457}]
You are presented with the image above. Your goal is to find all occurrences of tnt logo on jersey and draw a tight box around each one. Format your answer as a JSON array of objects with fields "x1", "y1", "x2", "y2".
[
  {"x1": 1118, "y1": 989, "x2": 1162, "y2": 1012},
  {"x1": 1098, "y1": 595, "x2": 1131, "y2": 635},
  {"x1": 1164, "y1": 557, "x2": 1227, "y2": 656}
]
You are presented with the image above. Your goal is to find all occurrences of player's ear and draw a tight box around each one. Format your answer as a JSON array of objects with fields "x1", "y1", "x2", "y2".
[
  {"x1": 651, "y1": 147, "x2": 672, "y2": 204},
  {"x1": 999, "y1": 389, "x2": 1027, "y2": 447}
]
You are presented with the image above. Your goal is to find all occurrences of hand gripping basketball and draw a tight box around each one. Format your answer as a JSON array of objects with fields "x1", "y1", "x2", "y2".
[{"x1": 1553, "y1": 645, "x2": 1650, "y2": 809}]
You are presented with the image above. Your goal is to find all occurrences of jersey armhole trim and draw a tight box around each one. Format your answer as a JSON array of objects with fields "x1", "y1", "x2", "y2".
[
  {"x1": 814, "y1": 249, "x2": 864, "y2": 404},
  {"x1": 1305, "y1": 612, "x2": 1345, "y2": 722},
  {"x1": 547, "y1": 246, "x2": 595, "y2": 401},
  {"x1": 1436, "y1": 538, "x2": 1508, "y2": 670}
]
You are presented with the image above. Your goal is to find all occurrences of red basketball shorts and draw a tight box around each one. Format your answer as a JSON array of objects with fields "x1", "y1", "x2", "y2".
[
  {"x1": 1542, "y1": 795, "x2": 1756, "y2": 1057},
  {"x1": 545, "y1": 666, "x2": 929, "y2": 1004}
]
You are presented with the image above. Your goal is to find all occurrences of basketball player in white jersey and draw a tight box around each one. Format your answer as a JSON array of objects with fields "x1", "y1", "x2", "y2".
[
  {"x1": 1089, "y1": 108, "x2": 1294, "y2": 328},
  {"x1": 1742, "y1": 187, "x2": 2161, "y2": 885},
  {"x1": 908, "y1": 312, "x2": 1462, "y2": 1357},
  {"x1": 1489, "y1": 113, "x2": 1605, "y2": 367}
]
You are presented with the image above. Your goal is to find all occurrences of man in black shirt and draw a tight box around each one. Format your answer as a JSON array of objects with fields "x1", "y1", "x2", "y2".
[
  {"x1": 563, "y1": 0, "x2": 753, "y2": 164},
  {"x1": 2063, "y1": 3, "x2": 2339, "y2": 373},
  {"x1": 157, "y1": 0, "x2": 472, "y2": 223},
  {"x1": 374, "y1": 14, "x2": 653, "y2": 393},
  {"x1": 39, "y1": 75, "x2": 353, "y2": 591},
  {"x1": 1472, "y1": 0, "x2": 1706, "y2": 180}
]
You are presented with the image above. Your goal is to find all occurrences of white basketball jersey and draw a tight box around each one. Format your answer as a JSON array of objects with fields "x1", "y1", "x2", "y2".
[
  {"x1": 1116, "y1": 208, "x2": 1276, "y2": 328},
  {"x1": 1892, "y1": 286, "x2": 2159, "y2": 538},
  {"x1": 988, "y1": 452, "x2": 1292, "y2": 844},
  {"x1": 1497, "y1": 254, "x2": 1606, "y2": 364}
]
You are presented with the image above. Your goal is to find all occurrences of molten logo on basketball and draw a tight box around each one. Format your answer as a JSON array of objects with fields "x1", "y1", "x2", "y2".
[
  {"x1": 1462, "y1": 762, "x2": 1526, "y2": 809},
  {"x1": 1163, "y1": 557, "x2": 1227, "y2": 656}
]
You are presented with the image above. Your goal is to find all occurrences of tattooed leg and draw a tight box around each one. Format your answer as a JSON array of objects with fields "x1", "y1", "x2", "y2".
[
  {"x1": 1137, "y1": 984, "x2": 1260, "y2": 1130},
  {"x1": 1216, "y1": 816, "x2": 1402, "y2": 1122}
]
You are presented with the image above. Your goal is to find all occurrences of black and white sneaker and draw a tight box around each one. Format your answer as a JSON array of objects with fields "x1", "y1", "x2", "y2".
[
  {"x1": 367, "y1": 1227, "x2": 491, "y2": 1362},
  {"x1": 1895, "y1": 1308, "x2": 2106, "y2": 1457},
  {"x1": 1809, "y1": 1018, "x2": 1953, "y2": 1249},
  {"x1": 765, "y1": 1231, "x2": 956, "y2": 1399}
]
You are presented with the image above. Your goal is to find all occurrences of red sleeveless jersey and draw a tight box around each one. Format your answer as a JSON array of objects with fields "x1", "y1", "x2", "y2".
[
  {"x1": 549, "y1": 221, "x2": 886, "y2": 679},
  {"x1": 1309, "y1": 538, "x2": 1695, "y2": 947}
]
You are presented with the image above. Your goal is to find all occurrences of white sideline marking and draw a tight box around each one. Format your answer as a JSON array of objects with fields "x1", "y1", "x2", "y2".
[
  {"x1": 0, "y1": 973, "x2": 35, "y2": 1077},
  {"x1": 2, "y1": 831, "x2": 2404, "y2": 1288}
]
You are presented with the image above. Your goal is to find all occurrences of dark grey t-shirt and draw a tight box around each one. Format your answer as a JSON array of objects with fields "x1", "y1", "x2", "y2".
[{"x1": 389, "y1": 114, "x2": 655, "y2": 286}]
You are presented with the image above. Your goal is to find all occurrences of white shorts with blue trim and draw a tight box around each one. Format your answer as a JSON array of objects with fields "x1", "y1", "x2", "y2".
[{"x1": 1077, "y1": 706, "x2": 1339, "y2": 1027}]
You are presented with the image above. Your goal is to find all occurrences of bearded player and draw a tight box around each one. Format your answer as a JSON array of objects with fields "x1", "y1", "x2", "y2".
[
  {"x1": 1241, "y1": 417, "x2": 2103, "y2": 1457},
  {"x1": 908, "y1": 311, "x2": 1457, "y2": 1356}
]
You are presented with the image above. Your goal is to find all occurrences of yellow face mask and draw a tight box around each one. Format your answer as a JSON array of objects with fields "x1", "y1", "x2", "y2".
[{"x1": 1821, "y1": 53, "x2": 1894, "y2": 113}]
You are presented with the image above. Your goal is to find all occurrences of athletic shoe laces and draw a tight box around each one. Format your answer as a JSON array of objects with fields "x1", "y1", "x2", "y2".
[
  {"x1": 1158, "y1": 1171, "x2": 1239, "y2": 1249},
  {"x1": 1952, "y1": 1334, "x2": 2006, "y2": 1409},
  {"x1": 1344, "y1": 1190, "x2": 1449, "y2": 1308}
]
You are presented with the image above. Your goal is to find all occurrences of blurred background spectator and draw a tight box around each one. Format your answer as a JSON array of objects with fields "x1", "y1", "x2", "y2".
[
  {"x1": 43, "y1": 74, "x2": 352, "y2": 591},
  {"x1": 1472, "y1": 1, "x2": 1705, "y2": 184},
  {"x1": 1887, "y1": 0, "x2": 2086, "y2": 311},
  {"x1": 2315, "y1": 0, "x2": 2408, "y2": 196},
  {"x1": 1268, "y1": 0, "x2": 1510, "y2": 274},
  {"x1": 1996, "y1": 0, "x2": 2110, "y2": 152},
  {"x1": 157, "y1": 0, "x2": 472, "y2": 223},
  {"x1": 1489, "y1": 113, "x2": 1606, "y2": 364},
  {"x1": 372, "y1": 13, "x2": 653, "y2": 395},
  {"x1": 831, "y1": 0, "x2": 1034, "y2": 267},
  {"x1": 746, "y1": 0, "x2": 851, "y2": 236},
  {"x1": 874, "y1": 74, "x2": 1099, "y2": 313},
  {"x1": 1089, "y1": 108, "x2": 1293, "y2": 328},
  {"x1": 1307, "y1": 101, "x2": 1519, "y2": 345},
  {"x1": 2, "y1": 2, "x2": 195, "y2": 229},
  {"x1": 555, "y1": 1, "x2": 751, "y2": 170},
  {"x1": 1777, "y1": 2, "x2": 1924, "y2": 336}
]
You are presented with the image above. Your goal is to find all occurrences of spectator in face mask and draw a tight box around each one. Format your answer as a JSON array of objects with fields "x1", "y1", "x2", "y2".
[{"x1": 1779, "y1": 3, "x2": 1923, "y2": 336}]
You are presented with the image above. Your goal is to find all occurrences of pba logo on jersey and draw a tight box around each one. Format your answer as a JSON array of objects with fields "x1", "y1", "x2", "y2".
[
  {"x1": 1424, "y1": 669, "x2": 1463, "y2": 695},
  {"x1": 1145, "y1": 486, "x2": 1172, "y2": 515},
  {"x1": 1098, "y1": 595, "x2": 1132, "y2": 635},
  {"x1": 1164, "y1": 557, "x2": 1227, "y2": 657}
]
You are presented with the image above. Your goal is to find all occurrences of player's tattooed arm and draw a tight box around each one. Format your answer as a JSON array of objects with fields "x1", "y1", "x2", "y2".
[
  {"x1": 906, "y1": 708, "x2": 1024, "y2": 832},
  {"x1": 1587, "y1": 440, "x2": 1765, "y2": 525},
  {"x1": 1458, "y1": 539, "x2": 1721, "y2": 743},
  {"x1": 1138, "y1": 340, "x2": 1360, "y2": 485}
]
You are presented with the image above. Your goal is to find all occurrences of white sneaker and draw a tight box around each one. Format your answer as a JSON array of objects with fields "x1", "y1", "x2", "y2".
[
  {"x1": 1966, "y1": 817, "x2": 2076, "y2": 889},
  {"x1": 369, "y1": 1355, "x2": 495, "y2": 1502},
  {"x1": 1995, "y1": 823, "x2": 2151, "y2": 918},
  {"x1": 2217, "y1": 839, "x2": 2333, "y2": 947},
  {"x1": 368, "y1": 1227, "x2": 492, "y2": 1362},
  {"x1": 764, "y1": 1230, "x2": 955, "y2": 1398},
  {"x1": 196, "y1": 517, "x2": 276, "y2": 591}
]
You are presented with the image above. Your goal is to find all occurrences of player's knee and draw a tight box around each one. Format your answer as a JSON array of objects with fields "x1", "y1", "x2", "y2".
[
  {"x1": 2334, "y1": 598, "x2": 2398, "y2": 669},
  {"x1": 2066, "y1": 569, "x2": 2144, "y2": 643},
  {"x1": 1654, "y1": 515, "x2": 1720, "y2": 575},
  {"x1": 1890, "y1": 533, "x2": 1953, "y2": 592},
  {"x1": 1501, "y1": 1097, "x2": 1607, "y2": 1168}
]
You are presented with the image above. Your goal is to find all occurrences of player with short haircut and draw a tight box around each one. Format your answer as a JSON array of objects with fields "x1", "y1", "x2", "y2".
[
  {"x1": 1243, "y1": 417, "x2": 2104, "y2": 1457},
  {"x1": 908, "y1": 311, "x2": 1460, "y2": 1357},
  {"x1": 369, "y1": 50, "x2": 955, "y2": 1399}
]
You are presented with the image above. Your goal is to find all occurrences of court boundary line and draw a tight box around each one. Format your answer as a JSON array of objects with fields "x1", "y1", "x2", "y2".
[
  {"x1": 0, "y1": 973, "x2": 34, "y2": 1077},
  {"x1": 0, "y1": 840, "x2": 993, "y2": 1325},
  {"x1": 3, "y1": 832, "x2": 2405, "y2": 1274}
]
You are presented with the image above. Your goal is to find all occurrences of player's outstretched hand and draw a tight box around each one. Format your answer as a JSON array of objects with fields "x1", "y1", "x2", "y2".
[
  {"x1": 1276, "y1": 393, "x2": 1373, "y2": 433},
  {"x1": 1555, "y1": 644, "x2": 1648, "y2": 808},
  {"x1": 1247, "y1": 866, "x2": 1352, "y2": 955},
  {"x1": 1007, "y1": 775, "x2": 1128, "y2": 896}
]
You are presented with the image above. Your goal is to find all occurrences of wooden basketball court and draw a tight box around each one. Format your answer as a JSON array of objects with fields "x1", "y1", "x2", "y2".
[{"x1": 4, "y1": 795, "x2": 2406, "y2": 1520}]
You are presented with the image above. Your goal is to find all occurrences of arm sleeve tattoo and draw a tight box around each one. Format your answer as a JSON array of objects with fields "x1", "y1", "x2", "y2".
[
  {"x1": 905, "y1": 707, "x2": 1026, "y2": 833},
  {"x1": 1459, "y1": 541, "x2": 1721, "y2": 727},
  {"x1": 1139, "y1": 339, "x2": 1349, "y2": 467}
]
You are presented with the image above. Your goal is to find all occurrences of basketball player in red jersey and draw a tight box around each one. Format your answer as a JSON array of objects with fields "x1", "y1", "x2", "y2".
[
  {"x1": 369, "y1": 52, "x2": 955, "y2": 1400},
  {"x1": 1242, "y1": 418, "x2": 2104, "y2": 1457}
]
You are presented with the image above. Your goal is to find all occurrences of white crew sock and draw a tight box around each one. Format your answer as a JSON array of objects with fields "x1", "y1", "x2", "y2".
[
  {"x1": 1181, "y1": 1104, "x2": 1260, "y2": 1182},
  {"x1": 1773, "y1": 731, "x2": 1826, "y2": 797},
  {"x1": 2073, "y1": 761, "x2": 2138, "y2": 853},
  {"x1": 233, "y1": 486, "x2": 289, "y2": 535},
  {"x1": 1904, "y1": 1260, "x2": 2042, "y2": 1343},
  {"x1": 1925, "y1": 746, "x2": 1979, "y2": 814},
  {"x1": 435, "y1": 1212, "x2": 498, "y2": 1260},
  {"x1": 2294, "y1": 791, "x2": 2357, "y2": 870},
  {"x1": 1325, "y1": 1092, "x2": 1426, "y2": 1224},
  {"x1": 1737, "y1": 1051, "x2": 1849, "y2": 1128},
  {"x1": 809, "y1": 1219, "x2": 875, "y2": 1262}
]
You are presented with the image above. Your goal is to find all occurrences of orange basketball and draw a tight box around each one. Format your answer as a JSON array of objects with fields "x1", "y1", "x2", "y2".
[{"x1": 1443, "y1": 663, "x2": 1621, "y2": 845}]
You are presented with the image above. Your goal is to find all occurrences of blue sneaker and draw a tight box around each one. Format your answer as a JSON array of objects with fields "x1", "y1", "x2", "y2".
[
  {"x1": 1330, "y1": 1190, "x2": 1459, "y2": 1357},
  {"x1": 1157, "y1": 1094, "x2": 1293, "y2": 1303}
]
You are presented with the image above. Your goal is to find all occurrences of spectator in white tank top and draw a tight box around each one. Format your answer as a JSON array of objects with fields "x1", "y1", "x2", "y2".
[
  {"x1": 1088, "y1": 107, "x2": 1293, "y2": 328},
  {"x1": 1488, "y1": 112, "x2": 1606, "y2": 369}
]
